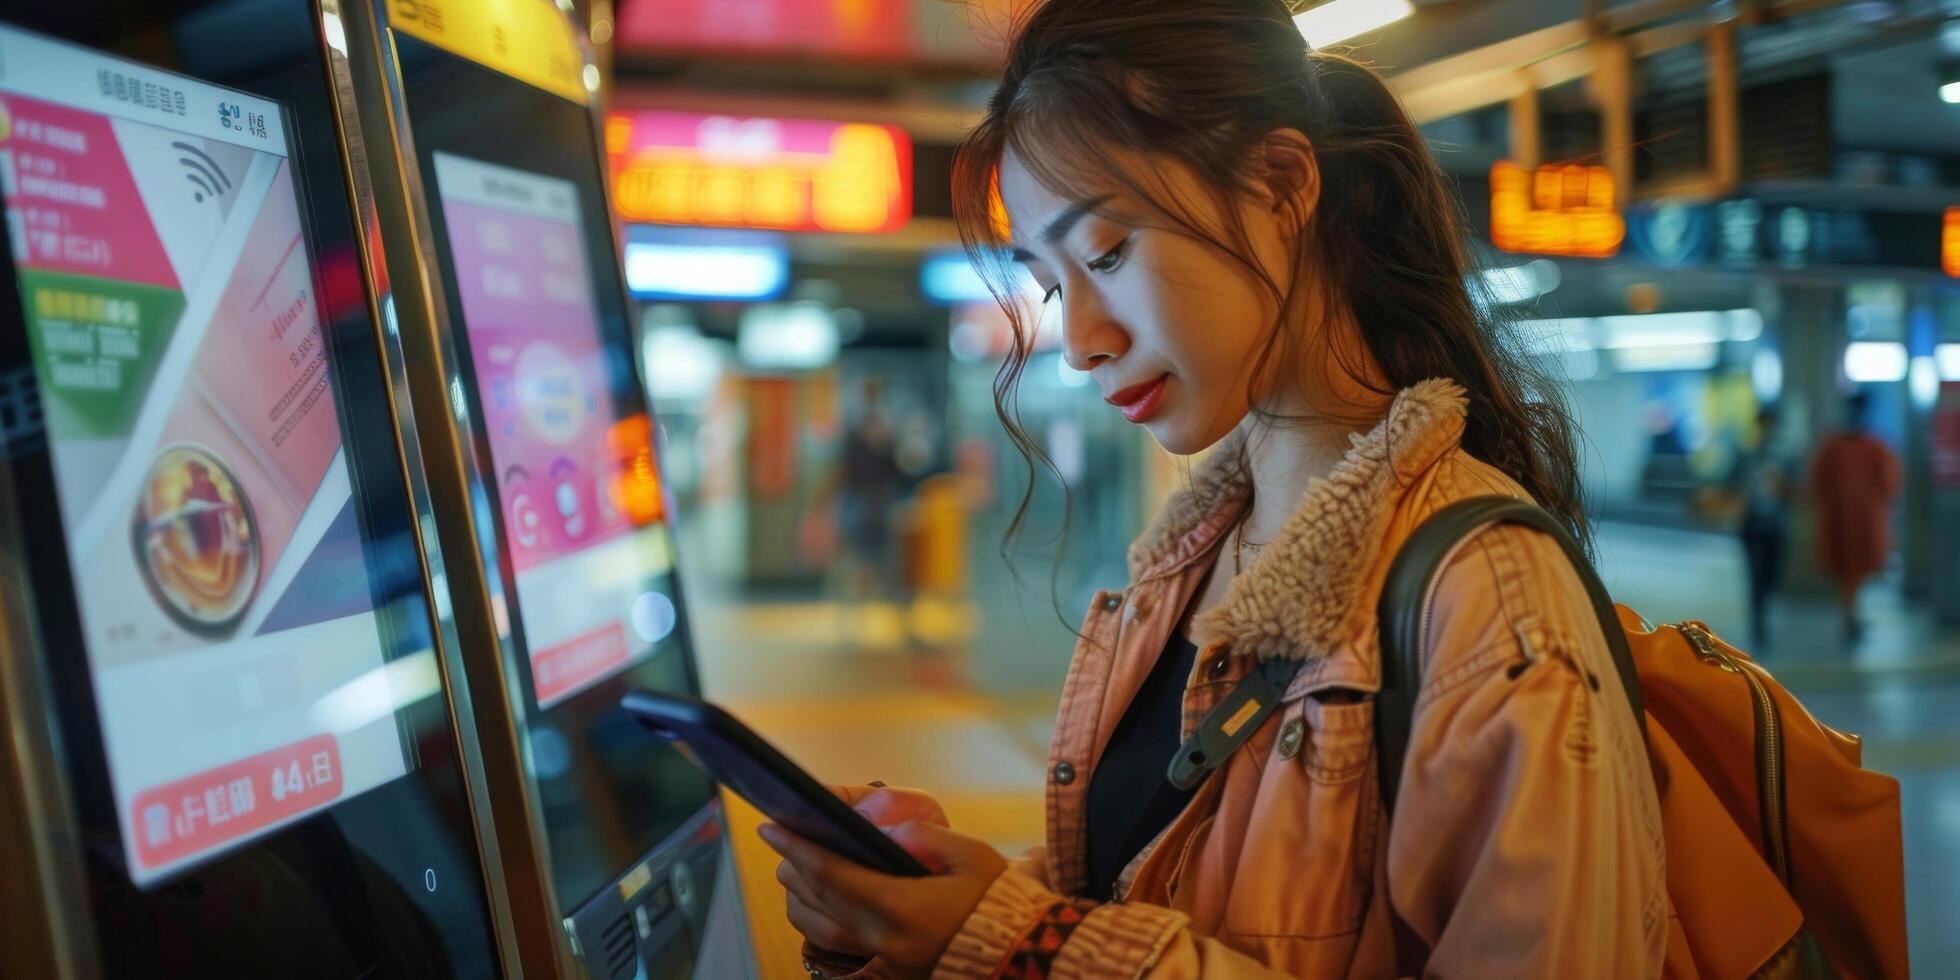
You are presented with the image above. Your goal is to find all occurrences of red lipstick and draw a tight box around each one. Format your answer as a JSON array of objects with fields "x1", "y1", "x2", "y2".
[{"x1": 1104, "y1": 374, "x2": 1169, "y2": 423}]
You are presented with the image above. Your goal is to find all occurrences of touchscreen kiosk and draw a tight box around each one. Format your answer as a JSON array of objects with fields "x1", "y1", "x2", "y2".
[
  {"x1": 331, "y1": 3, "x2": 752, "y2": 977},
  {"x1": 0, "y1": 10, "x2": 511, "y2": 978}
]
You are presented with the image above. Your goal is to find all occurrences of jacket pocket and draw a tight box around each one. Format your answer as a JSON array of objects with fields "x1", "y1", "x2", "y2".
[
  {"x1": 1215, "y1": 697, "x2": 1378, "y2": 940},
  {"x1": 1302, "y1": 693, "x2": 1374, "y2": 783}
]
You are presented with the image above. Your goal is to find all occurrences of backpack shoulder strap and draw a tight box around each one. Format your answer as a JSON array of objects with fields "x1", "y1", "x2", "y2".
[{"x1": 1374, "y1": 497, "x2": 1646, "y2": 814}]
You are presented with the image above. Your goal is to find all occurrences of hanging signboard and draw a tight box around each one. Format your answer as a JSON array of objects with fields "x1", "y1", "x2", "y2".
[
  {"x1": 1603, "y1": 198, "x2": 1945, "y2": 273},
  {"x1": 613, "y1": 0, "x2": 1012, "y2": 65},
  {"x1": 1489, "y1": 161, "x2": 1626, "y2": 258},
  {"x1": 607, "y1": 110, "x2": 911, "y2": 234}
]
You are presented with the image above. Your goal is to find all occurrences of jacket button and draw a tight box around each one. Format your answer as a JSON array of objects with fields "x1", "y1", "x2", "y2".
[
  {"x1": 1101, "y1": 594, "x2": 1122, "y2": 613},
  {"x1": 1053, "y1": 762, "x2": 1076, "y2": 785},
  {"x1": 1207, "y1": 656, "x2": 1231, "y2": 681},
  {"x1": 1276, "y1": 718, "x2": 1305, "y2": 760}
]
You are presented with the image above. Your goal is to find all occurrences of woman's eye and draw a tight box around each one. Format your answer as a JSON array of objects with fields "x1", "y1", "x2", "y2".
[
  {"x1": 1042, "y1": 284, "x2": 1062, "y2": 304},
  {"x1": 1087, "y1": 237, "x2": 1130, "y2": 273}
]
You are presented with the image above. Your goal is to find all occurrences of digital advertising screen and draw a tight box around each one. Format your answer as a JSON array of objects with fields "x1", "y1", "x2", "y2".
[
  {"x1": 429, "y1": 152, "x2": 681, "y2": 710},
  {"x1": 0, "y1": 24, "x2": 411, "y2": 885}
]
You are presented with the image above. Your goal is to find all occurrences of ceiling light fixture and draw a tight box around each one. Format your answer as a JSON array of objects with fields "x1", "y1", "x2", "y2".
[{"x1": 1294, "y1": 0, "x2": 1415, "y2": 48}]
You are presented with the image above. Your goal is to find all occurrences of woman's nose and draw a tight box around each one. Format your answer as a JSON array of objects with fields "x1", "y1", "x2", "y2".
[{"x1": 1060, "y1": 291, "x2": 1128, "y2": 371}]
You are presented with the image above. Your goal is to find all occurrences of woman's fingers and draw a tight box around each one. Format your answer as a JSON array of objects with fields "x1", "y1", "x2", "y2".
[
  {"x1": 762, "y1": 824, "x2": 903, "y2": 923},
  {"x1": 859, "y1": 788, "x2": 950, "y2": 829},
  {"x1": 886, "y1": 820, "x2": 1008, "y2": 877},
  {"x1": 774, "y1": 850, "x2": 826, "y2": 912},
  {"x1": 761, "y1": 821, "x2": 1011, "y2": 975},
  {"x1": 773, "y1": 839, "x2": 883, "y2": 955},
  {"x1": 827, "y1": 784, "x2": 950, "y2": 828},
  {"x1": 826, "y1": 784, "x2": 886, "y2": 808},
  {"x1": 783, "y1": 889, "x2": 868, "y2": 956}
]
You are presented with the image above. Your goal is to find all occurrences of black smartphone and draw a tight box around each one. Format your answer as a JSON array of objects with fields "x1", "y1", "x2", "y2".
[{"x1": 621, "y1": 689, "x2": 932, "y2": 877}]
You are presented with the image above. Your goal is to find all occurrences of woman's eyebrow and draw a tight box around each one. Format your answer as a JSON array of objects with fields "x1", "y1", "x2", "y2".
[
  {"x1": 1038, "y1": 194, "x2": 1115, "y2": 245},
  {"x1": 1008, "y1": 194, "x2": 1117, "y2": 262}
]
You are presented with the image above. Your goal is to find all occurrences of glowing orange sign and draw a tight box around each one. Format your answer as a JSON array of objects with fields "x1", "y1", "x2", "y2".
[
  {"x1": 607, "y1": 111, "x2": 911, "y2": 234},
  {"x1": 1489, "y1": 161, "x2": 1625, "y2": 258},
  {"x1": 606, "y1": 414, "x2": 665, "y2": 526},
  {"x1": 1944, "y1": 207, "x2": 1960, "y2": 278}
]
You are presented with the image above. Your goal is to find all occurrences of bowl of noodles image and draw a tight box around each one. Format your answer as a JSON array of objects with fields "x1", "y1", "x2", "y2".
[{"x1": 130, "y1": 444, "x2": 260, "y2": 634}]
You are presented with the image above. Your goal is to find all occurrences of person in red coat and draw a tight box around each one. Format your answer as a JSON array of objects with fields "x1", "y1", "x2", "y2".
[{"x1": 1810, "y1": 391, "x2": 1902, "y2": 642}]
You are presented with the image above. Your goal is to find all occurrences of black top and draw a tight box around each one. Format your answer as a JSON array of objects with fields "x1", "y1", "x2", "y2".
[{"x1": 1086, "y1": 631, "x2": 1203, "y2": 901}]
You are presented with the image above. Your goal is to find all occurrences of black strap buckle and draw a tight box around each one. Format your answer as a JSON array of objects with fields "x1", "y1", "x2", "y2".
[{"x1": 1166, "y1": 658, "x2": 1304, "y2": 789}]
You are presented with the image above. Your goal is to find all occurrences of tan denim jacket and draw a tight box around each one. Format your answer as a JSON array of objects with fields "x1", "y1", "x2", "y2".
[{"x1": 928, "y1": 379, "x2": 1669, "y2": 979}]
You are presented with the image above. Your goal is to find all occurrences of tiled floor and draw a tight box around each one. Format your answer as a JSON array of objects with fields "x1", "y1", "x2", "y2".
[{"x1": 691, "y1": 520, "x2": 1959, "y2": 974}]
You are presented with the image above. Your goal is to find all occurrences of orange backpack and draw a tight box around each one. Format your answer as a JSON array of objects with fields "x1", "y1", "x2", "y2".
[{"x1": 1375, "y1": 498, "x2": 1907, "y2": 979}]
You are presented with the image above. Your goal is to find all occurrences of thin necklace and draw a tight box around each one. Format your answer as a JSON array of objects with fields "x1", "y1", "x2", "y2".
[{"x1": 1233, "y1": 513, "x2": 1265, "y2": 572}]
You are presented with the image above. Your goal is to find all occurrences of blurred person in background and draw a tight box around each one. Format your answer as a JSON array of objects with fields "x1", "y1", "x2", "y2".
[
  {"x1": 1810, "y1": 390, "x2": 1902, "y2": 644},
  {"x1": 817, "y1": 378, "x2": 910, "y2": 633},
  {"x1": 1726, "y1": 406, "x2": 1797, "y2": 650},
  {"x1": 763, "y1": 1, "x2": 1666, "y2": 977}
]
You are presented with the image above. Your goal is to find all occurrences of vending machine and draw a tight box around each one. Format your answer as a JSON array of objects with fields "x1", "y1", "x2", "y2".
[
  {"x1": 326, "y1": 1, "x2": 754, "y2": 976},
  {"x1": 0, "y1": 5, "x2": 519, "y2": 976}
]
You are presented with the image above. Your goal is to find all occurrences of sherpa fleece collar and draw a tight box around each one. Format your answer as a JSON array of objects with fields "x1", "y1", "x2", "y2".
[{"x1": 1125, "y1": 379, "x2": 1471, "y2": 668}]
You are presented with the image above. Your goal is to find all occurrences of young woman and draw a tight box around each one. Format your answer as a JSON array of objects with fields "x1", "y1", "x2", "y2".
[{"x1": 762, "y1": 1, "x2": 1667, "y2": 976}]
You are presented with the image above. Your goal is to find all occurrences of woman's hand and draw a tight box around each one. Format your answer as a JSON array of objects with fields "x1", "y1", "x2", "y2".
[
  {"x1": 831, "y1": 784, "x2": 949, "y2": 830},
  {"x1": 763, "y1": 818, "x2": 1008, "y2": 979},
  {"x1": 786, "y1": 785, "x2": 954, "y2": 960}
]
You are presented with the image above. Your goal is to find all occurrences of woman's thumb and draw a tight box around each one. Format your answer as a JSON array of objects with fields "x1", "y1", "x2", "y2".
[
  {"x1": 854, "y1": 787, "x2": 944, "y2": 828},
  {"x1": 885, "y1": 820, "x2": 978, "y2": 874}
]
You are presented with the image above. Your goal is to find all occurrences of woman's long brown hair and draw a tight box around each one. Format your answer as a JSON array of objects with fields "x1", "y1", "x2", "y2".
[{"x1": 952, "y1": 0, "x2": 1591, "y2": 562}]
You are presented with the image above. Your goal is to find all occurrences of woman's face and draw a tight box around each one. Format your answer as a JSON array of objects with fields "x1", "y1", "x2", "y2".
[{"x1": 999, "y1": 146, "x2": 1298, "y2": 455}]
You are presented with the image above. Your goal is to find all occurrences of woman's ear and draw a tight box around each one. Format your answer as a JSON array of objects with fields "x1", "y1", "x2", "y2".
[{"x1": 1261, "y1": 128, "x2": 1320, "y2": 240}]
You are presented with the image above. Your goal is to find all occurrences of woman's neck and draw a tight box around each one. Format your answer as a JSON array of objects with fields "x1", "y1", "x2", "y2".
[
  {"x1": 1229, "y1": 305, "x2": 1392, "y2": 556},
  {"x1": 1237, "y1": 418, "x2": 1360, "y2": 548}
]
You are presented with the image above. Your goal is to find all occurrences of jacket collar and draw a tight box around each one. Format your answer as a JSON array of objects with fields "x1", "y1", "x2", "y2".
[{"x1": 1127, "y1": 379, "x2": 1471, "y2": 672}]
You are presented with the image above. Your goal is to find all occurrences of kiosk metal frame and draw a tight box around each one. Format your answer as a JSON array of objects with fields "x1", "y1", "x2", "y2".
[
  {"x1": 319, "y1": 0, "x2": 569, "y2": 971},
  {"x1": 321, "y1": 2, "x2": 743, "y2": 975},
  {"x1": 0, "y1": 420, "x2": 99, "y2": 976}
]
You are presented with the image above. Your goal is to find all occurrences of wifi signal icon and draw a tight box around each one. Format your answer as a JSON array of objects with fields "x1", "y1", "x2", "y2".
[{"x1": 173, "y1": 141, "x2": 231, "y2": 204}]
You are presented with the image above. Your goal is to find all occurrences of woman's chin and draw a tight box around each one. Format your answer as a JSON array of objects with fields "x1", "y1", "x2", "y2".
[{"x1": 1143, "y1": 412, "x2": 1242, "y2": 457}]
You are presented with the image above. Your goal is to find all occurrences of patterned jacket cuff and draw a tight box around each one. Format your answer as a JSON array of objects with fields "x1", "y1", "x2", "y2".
[
  {"x1": 801, "y1": 941, "x2": 880, "y2": 978},
  {"x1": 1050, "y1": 900, "x2": 1189, "y2": 977},
  {"x1": 931, "y1": 868, "x2": 1062, "y2": 978}
]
